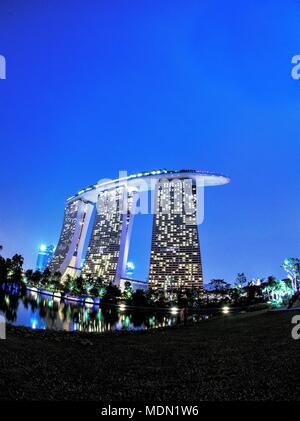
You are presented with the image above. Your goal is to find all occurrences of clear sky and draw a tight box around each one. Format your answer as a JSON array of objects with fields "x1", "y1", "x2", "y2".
[{"x1": 0, "y1": 0, "x2": 299, "y2": 284}]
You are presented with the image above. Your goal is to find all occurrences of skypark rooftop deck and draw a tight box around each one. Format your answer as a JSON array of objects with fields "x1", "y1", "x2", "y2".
[{"x1": 67, "y1": 169, "x2": 230, "y2": 204}]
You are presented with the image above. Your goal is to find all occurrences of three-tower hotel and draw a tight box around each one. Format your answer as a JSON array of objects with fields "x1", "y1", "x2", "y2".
[{"x1": 48, "y1": 170, "x2": 230, "y2": 290}]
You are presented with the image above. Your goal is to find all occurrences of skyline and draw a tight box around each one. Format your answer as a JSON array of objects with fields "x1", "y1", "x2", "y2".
[{"x1": 0, "y1": 0, "x2": 300, "y2": 283}]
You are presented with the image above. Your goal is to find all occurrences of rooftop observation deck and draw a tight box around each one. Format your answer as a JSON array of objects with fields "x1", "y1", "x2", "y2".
[{"x1": 66, "y1": 169, "x2": 230, "y2": 204}]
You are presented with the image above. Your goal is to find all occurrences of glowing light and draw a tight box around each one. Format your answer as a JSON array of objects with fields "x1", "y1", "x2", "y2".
[
  {"x1": 170, "y1": 306, "x2": 179, "y2": 315},
  {"x1": 119, "y1": 303, "x2": 126, "y2": 311},
  {"x1": 222, "y1": 306, "x2": 230, "y2": 315},
  {"x1": 39, "y1": 244, "x2": 47, "y2": 252},
  {"x1": 84, "y1": 297, "x2": 94, "y2": 305},
  {"x1": 126, "y1": 261, "x2": 135, "y2": 270},
  {"x1": 30, "y1": 318, "x2": 38, "y2": 329},
  {"x1": 126, "y1": 261, "x2": 135, "y2": 277},
  {"x1": 123, "y1": 315, "x2": 131, "y2": 328},
  {"x1": 53, "y1": 292, "x2": 61, "y2": 302}
]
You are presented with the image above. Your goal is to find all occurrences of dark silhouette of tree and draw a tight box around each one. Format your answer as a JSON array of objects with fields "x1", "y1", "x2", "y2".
[
  {"x1": 51, "y1": 271, "x2": 62, "y2": 290},
  {"x1": 0, "y1": 255, "x2": 8, "y2": 280},
  {"x1": 101, "y1": 283, "x2": 121, "y2": 304},
  {"x1": 41, "y1": 267, "x2": 51, "y2": 287},
  {"x1": 209, "y1": 279, "x2": 230, "y2": 292},
  {"x1": 9, "y1": 254, "x2": 24, "y2": 283},
  {"x1": 25, "y1": 269, "x2": 33, "y2": 282},
  {"x1": 63, "y1": 274, "x2": 73, "y2": 293},
  {"x1": 131, "y1": 289, "x2": 148, "y2": 307},
  {"x1": 73, "y1": 276, "x2": 85, "y2": 295},
  {"x1": 235, "y1": 273, "x2": 247, "y2": 288},
  {"x1": 31, "y1": 270, "x2": 42, "y2": 287}
]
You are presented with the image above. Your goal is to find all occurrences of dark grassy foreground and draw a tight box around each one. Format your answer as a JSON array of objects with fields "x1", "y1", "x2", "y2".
[{"x1": 0, "y1": 310, "x2": 300, "y2": 401}]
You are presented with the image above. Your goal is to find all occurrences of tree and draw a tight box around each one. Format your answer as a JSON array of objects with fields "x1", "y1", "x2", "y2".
[
  {"x1": 81, "y1": 276, "x2": 105, "y2": 297},
  {"x1": 245, "y1": 283, "x2": 263, "y2": 304},
  {"x1": 51, "y1": 271, "x2": 62, "y2": 290},
  {"x1": 0, "y1": 256, "x2": 8, "y2": 280},
  {"x1": 82, "y1": 276, "x2": 94, "y2": 295},
  {"x1": 101, "y1": 283, "x2": 121, "y2": 304},
  {"x1": 63, "y1": 274, "x2": 73, "y2": 293},
  {"x1": 41, "y1": 267, "x2": 51, "y2": 287},
  {"x1": 73, "y1": 276, "x2": 85, "y2": 295},
  {"x1": 209, "y1": 279, "x2": 230, "y2": 292},
  {"x1": 123, "y1": 281, "x2": 133, "y2": 302},
  {"x1": 263, "y1": 278, "x2": 294, "y2": 306},
  {"x1": 94, "y1": 277, "x2": 106, "y2": 297},
  {"x1": 9, "y1": 254, "x2": 24, "y2": 283},
  {"x1": 266, "y1": 276, "x2": 276, "y2": 286},
  {"x1": 25, "y1": 269, "x2": 33, "y2": 283},
  {"x1": 282, "y1": 258, "x2": 300, "y2": 292},
  {"x1": 235, "y1": 273, "x2": 247, "y2": 288},
  {"x1": 31, "y1": 270, "x2": 42, "y2": 287},
  {"x1": 131, "y1": 289, "x2": 148, "y2": 307}
]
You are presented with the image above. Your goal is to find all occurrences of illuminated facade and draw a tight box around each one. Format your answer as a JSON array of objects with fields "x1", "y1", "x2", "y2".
[
  {"x1": 49, "y1": 170, "x2": 229, "y2": 289},
  {"x1": 36, "y1": 244, "x2": 54, "y2": 272},
  {"x1": 148, "y1": 179, "x2": 203, "y2": 290},
  {"x1": 81, "y1": 187, "x2": 135, "y2": 284},
  {"x1": 48, "y1": 198, "x2": 94, "y2": 276}
]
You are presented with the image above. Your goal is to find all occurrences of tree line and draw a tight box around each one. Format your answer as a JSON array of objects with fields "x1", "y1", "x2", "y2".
[{"x1": 0, "y1": 252, "x2": 299, "y2": 308}]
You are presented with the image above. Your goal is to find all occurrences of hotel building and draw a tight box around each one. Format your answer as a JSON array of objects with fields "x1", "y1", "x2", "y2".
[
  {"x1": 81, "y1": 187, "x2": 134, "y2": 284},
  {"x1": 148, "y1": 179, "x2": 203, "y2": 290},
  {"x1": 48, "y1": 170, "x2": 229, "y2": 288}
]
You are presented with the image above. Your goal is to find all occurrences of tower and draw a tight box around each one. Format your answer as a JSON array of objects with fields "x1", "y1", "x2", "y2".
[
  {"x1": 48, "y1": 198, "x2": 94, "y2": 276},
  {"x1": 81, "y1": 186, "x2": 135, "y2": 285},
  {"x1": 148, "y1": 178, "x2": 203, "y2": 290},
  {"x1": 36, "y1": 244, "x2": 54, "y2": 272}
]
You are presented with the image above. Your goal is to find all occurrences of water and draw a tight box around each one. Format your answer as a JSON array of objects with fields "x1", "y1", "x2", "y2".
[{"x1": 0, "y1": 283, "x2": 216, "y2": 333}]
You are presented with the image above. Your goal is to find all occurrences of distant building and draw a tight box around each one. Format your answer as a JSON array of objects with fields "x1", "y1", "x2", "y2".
[{"x1": 36, "y1": 244, "x2": 54, "y2": 272}]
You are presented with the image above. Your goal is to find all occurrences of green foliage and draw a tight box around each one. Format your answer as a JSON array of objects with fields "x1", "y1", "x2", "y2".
[
  {"x1": 282, "y1": 258, "x2": 300, "y2": 291},
  {"x1": 0, "y1": 254, "x2": 24, "y2": 284},
  {"x1": 123, "y1": 281, "x2": 133, "y2": 302},
  {"x1": 1, "y1": 251, "x2": 299, "y2": 310},
  {"x1": 263, "y1": 278, "x2": 294, "y2": 306}
]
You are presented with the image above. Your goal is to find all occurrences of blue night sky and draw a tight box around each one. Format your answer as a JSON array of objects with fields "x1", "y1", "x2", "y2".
[{"x1": 0, "y1": 0, "x2": 299, "y2": 284}]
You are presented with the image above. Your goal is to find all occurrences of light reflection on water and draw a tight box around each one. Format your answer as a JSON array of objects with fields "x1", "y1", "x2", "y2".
[{"x1": 0, "y1": 284, "x2": 212, "y2": 333}]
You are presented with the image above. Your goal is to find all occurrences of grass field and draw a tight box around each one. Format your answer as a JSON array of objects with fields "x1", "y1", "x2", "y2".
[{"x1": 0, "y1": 309, "x2": 299, "y2": 401}]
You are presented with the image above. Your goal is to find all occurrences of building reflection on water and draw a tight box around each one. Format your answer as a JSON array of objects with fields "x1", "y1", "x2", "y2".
[{"x1": 0, "y1": 283, "x2": 211, "y2": 333}]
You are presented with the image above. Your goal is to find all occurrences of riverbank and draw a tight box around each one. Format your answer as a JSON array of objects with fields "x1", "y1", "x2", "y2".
[{"x1": 0, "y1": 309, "x2": 299, "y2": 401}]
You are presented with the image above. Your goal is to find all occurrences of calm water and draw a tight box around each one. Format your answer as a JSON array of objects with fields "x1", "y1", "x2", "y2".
[{"x1": 0, "y1": 283, "x2": 215, "y2": 333}]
